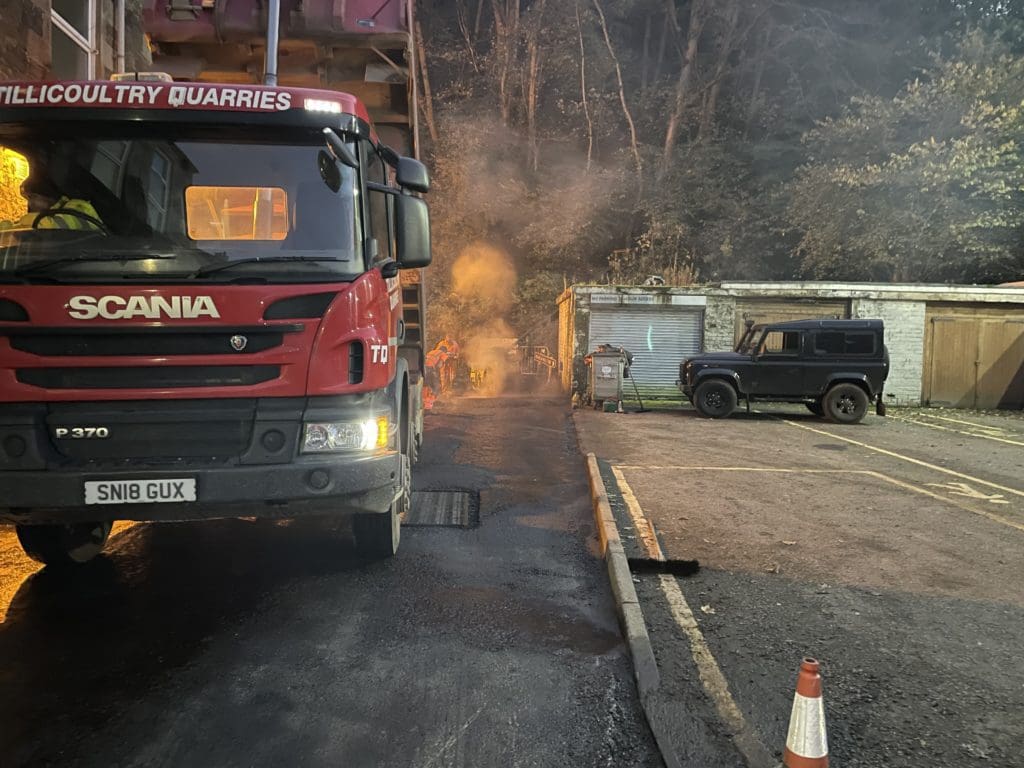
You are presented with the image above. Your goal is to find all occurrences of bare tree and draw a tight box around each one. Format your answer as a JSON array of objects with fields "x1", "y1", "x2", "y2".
[
  {"x1": 576, "y1": 0, "x2": 594, "y2": 172},
  {"x1": 455, "y1": 0, "x2": 481, "y2": 73},
  {"x1": 490, "y1": 0, "x2": 521, "y2": 125},
  {"x1": 698, "y1": 0, "x2": 742, "y2": 141},
  {"x1": 661, "y1": 0, "x2": 706, "y2": 173},
  {"x1": 525, "y1": 0, "x2": 548, "y2": 172},
  {"x1": 592, "y1": 0, "x2": 643, "y2": 184}
]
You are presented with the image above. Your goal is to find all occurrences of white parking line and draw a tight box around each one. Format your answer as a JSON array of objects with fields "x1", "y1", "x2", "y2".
[
  {"x1": 778, "y1": 419, "x2": 1024, "y2": 499},
  {"x1": 615, "y1": 466, "x2": 1024, "y2": 533},
  {"x1": 914, "y1": 412, "x2": 1017, "y2": 432},
  {"x1": 889, "y1": 414, "x2": 1024, "y2": 447}
]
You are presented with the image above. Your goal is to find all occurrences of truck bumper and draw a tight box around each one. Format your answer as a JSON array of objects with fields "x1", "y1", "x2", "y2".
[{"x1": 0, "y1": 451, "x2": 401, "y2": 524}]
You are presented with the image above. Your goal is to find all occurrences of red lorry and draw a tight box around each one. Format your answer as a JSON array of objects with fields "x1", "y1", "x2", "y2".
[{"x1": 0, "y1": 0, "x2": 430, "y2": 565}]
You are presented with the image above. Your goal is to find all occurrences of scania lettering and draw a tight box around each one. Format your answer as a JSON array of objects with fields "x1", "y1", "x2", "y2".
[
  {"x1": 67, "y1": 295, "x2": 222, "y2": 320},
  {"x1": 0, "y1": 0, "x2": 431, "y2": 566}
]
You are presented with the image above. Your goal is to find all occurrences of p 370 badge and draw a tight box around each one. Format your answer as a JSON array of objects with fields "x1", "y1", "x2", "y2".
[{"x1": 53, "y1": 427, "x2": 110, "y2": 439}]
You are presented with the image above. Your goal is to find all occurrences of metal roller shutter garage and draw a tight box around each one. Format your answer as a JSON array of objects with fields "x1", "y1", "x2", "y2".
[{"x1": 589, "y1": 307, "x2": 703, "y2": 398}]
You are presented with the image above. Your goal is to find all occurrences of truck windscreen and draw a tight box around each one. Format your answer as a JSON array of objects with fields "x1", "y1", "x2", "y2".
[{"x1": 0, "y1": 123, "x2": 361, "y2": 282}]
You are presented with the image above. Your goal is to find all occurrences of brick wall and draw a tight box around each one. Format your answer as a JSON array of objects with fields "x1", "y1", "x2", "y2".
[
  {"x1": 703, "y1": 296, "x2": 737, "y2": 352},
  {"x1": 851, "y1": 299, "x2": 925, "y2": 405},
  {"x1": 0, "y1": 0, "x2": 49, "y2": 80}
]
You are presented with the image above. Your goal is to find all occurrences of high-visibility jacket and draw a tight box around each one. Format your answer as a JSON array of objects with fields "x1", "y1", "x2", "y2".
[{"x1": 1, "y1": 197, "x2": 103, "y2": 231}]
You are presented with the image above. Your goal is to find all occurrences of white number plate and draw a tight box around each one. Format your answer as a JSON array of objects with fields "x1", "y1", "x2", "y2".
[{"x1": 84, "y1": 479, "x2": 197, "y2": 505}]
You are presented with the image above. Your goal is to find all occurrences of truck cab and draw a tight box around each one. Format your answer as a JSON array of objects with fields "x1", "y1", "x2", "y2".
[{"x1": 0, "y1": 78, "x2": 430, "y2": 564}]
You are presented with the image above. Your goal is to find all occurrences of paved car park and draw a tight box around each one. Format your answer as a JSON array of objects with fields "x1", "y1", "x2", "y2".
[{"x1": 576, "y1": 404, "x2": 1024, "y2": 767}]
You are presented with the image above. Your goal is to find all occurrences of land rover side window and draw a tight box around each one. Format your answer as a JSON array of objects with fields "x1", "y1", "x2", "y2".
[
  {"x1": 759, "y1": 330, "x2": 801, "y2": 356},
  {"x1": 814, "y1": 331, "x2": 876, "y2": 355}
]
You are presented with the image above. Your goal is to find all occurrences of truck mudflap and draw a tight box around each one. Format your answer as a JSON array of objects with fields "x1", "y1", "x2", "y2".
[{"x1": 0, "y1": 450, "x2": 402, "y2": 524}]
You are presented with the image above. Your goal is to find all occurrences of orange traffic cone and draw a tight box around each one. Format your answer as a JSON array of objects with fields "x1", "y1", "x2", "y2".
[{"x1": 783, "y1": 658, "x2": 829, "y2": 767}]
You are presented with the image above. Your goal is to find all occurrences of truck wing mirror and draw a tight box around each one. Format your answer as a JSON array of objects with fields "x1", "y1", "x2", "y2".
[
  {"x1": 395, "y1": 194, "x2": 431, "y2": 269},
  {"x1": 397, "y1": 156, "x2": 430, "y2": 193}
]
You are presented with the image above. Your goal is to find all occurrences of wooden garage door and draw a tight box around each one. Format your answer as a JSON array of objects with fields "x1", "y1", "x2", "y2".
[
  {"x1": 734, "y1": 299, "x2": 850, "y2": 344},
  {"x1": 924, "y1": 306, "x2": 1024, "y2": 410}
]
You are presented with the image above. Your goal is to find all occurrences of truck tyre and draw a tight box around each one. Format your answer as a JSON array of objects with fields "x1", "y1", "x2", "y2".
[
  {"x1": 694, "y1": 380, "x2": 737, "y2": 419},
  {"x1": 354, "y1": 452, "x2": 408, "y2": 559},
  {"x1": 15, "y1": 521, "x2": 112, "y2": 567},
  {"x1": 354, "y1": 398, "x2": 411, "y2": 559},
  {"x1": 823, "y1": 383, "x2": 869, "y2": 424},
  {"x1": 806, "y1": 400, "x2": 824, "y2": 417}
]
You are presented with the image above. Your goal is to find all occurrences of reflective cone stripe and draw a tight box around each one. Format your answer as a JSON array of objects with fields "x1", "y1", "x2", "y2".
[{"x1": 783, "y1": 658, "x2": 829, "y2": 768}]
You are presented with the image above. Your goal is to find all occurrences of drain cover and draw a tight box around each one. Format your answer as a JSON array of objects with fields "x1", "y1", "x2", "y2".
[{"x1": 406, "y1": 490, "x2": 478, "y2": 528}]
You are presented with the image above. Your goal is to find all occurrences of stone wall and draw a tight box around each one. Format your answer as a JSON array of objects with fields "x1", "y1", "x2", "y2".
[
  {"x1": 0, "y1": 1, "x2": 149, "y2": 81},
  {"x1": 703, "y1": 296, "x2": 737, "y2": 352},
  {"x1": 0, "y1": 0, "x2": 49, "y2": 80}
]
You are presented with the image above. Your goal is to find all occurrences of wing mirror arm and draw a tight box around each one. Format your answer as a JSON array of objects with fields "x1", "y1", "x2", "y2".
[{"x1": 323, "y1": 128, "x2": 359, "y2": 169}]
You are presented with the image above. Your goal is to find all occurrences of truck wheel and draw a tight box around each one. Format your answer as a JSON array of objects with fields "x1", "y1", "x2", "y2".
[
  {"x1": 823, "y1": 383, "x2": 869, "y2": 424},
  {"x1": 694, "y1": 380, "x2": 737, "y2": 419},
  {"x1": 806, "y1": 400, "x2": 824, "y2": 417},
  {"x1": 354, "y1": 450, "x2": 409, "y2": 559},
  {"x1": 15, "y1": 521, "x2": 112, "y2": 567}
]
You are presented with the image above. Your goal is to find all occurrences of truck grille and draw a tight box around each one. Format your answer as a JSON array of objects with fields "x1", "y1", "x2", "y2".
[
  {"x1": 6, "y1": 324, "x2": 302, "y2": 357},
  {"x1": 46, "y1": 399, "x2": 258, "y2": 462},
  {"x1": 17, "y1": 366, "x2": 280, "y2": 390}
]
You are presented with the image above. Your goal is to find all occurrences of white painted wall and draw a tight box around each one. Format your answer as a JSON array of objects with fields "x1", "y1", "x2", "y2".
[{"x1": 851, "y1": 299, "x2": 925, "y2": 405}]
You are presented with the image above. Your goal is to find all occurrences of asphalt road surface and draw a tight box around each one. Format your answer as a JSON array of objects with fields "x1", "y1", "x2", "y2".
[
  {"x1": 577, "y1": 403, "x2": 1024, "y2": 768},
  {"x1": 0, "y1": 396, "x2": 661, "y2": 768}
]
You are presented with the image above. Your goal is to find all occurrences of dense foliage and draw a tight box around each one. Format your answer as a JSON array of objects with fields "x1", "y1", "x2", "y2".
[{"x1": 415, "y1": 1, "x2": 1024, "y2": 340}]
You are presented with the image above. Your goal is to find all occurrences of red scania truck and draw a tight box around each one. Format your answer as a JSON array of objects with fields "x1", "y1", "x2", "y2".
[{"x1": 0, "y1": 0, "x2": 430, "y2": 565}]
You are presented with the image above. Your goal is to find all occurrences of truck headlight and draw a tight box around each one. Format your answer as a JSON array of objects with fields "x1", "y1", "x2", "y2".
[{"x1": 302, "y1": 416, "x2": 389, "y2": 452}]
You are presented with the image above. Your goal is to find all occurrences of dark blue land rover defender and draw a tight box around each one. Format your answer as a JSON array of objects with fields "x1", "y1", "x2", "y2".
[{"x1": 679, "y1": 319, "x2": 889, "y2": 424}]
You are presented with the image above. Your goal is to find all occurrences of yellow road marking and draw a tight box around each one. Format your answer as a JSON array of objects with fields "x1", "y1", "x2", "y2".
[
  {"x1": 778, "y1": 419, "x2": 1024, "y2": 499},
  {"x1": 610, "y1": 468, "x2": 775, "y2": 768},
  {"x1": 610, "y1": 465, "x2": 665, "y2": 561},
  {"x1": 614, "y1": 466, "x2": 1024, "y2": 533},
  {"x1": 658, "y1": 573, "x2": 777, "y2": 768},
  {"x1": 889, "y1": 414, "x2": 1024, "y2": 447}
]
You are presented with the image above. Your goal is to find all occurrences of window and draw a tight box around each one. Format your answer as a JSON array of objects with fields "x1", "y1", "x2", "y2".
[
  {"x1": 365, "y1": 147, "x2": 394, "y2": 264},
  {"x1": 51, "y1": 0, "x2": 97, "y2": 80},
  {"x1": 146, "y1": 152, "x2": 172, "y2": 229},
  {"x1": 90, "y1": 141, "x2": 129, "y2": 191},
  {"x1": 759, "y1": 330, "x2": 801, "y2": 356},
  {"x1": 814, "y1": 331, "x2": 876, "y2": 356},
  {"x1": 186, "y1": 187, "x2": 290, "y2": 241}
]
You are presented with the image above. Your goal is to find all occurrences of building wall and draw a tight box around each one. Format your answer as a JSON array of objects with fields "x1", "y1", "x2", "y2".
[
  {"x1": 703, "y1": 295, "x2": 736, "y2": 352},
  {"x1": 851, "y1": 299, "x2": 926, "y2": 405},
  {"x1": 0, "y1": 1, "x2": 50, "y2": 80},
  {"x1": 0, "y1": 1, "x2": 149, "y2": 81}
]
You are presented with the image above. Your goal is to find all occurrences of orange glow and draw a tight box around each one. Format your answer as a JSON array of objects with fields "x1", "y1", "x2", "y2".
[
  {"x1": 0, "y1": 146, "x2": 30, "y2": 224},
  {"x1": 185, "y1": 185, "x2": 288, "y2": 241}
]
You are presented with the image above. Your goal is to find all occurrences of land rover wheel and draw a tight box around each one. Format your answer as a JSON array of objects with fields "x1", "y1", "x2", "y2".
[
  {"x1": 15, "y1": 521, "x2": 113, "y2": 567},
  {"x1": 806, "y1": 400, "x2": 824, "y2": 417},
  {"x1": 823, "y1": 383, "x2": 869, "y2": 424},
  {"x1": 354, "y1": 450, "x2": 409, "y2": 559},
  {"x1": 694, "y1": 380, "x2": 737, "y2": 419}
]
